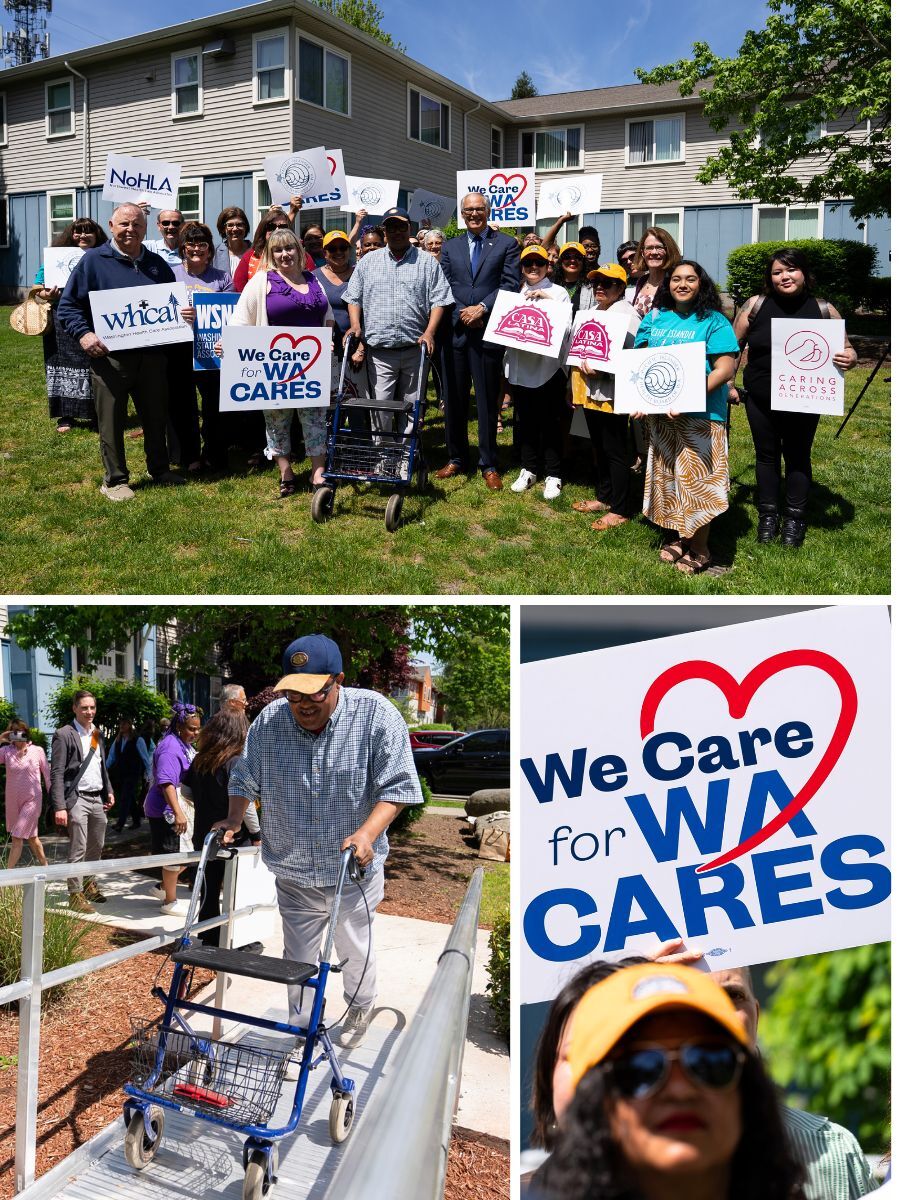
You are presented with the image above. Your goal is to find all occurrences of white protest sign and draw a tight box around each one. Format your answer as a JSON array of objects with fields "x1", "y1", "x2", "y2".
[
  {"x1": 408, "y1": 188, "x2": 456, "y2": 226},
  {"x1": 520, "y1": 606, "x2": 891, "y2": 1006},
  {"x1": 536, "y1": 173, "x2": 603, "y2": 219},
  {"x1": 566, "y1": 309, "x2": 630, "y2": 370},
  {"x1": 219, "y1": 325, "x2": 332, "y2": 412},
  {"x1": 102, "y1": 153, "x2": 181, "y2": 208},
  {"x1": 456, "y1": 168, "x2": 536, "y2": 226},
  {"x1": 42, "y1": 246, "x2": 84, "y2": 288},
  {"x1": 263, "y1": 146, "x2": 338, "y2": 206},
  {"x1": 340, "y1": 175, "x2": 399, "y2": 214},
  {"x1": 771, "y1": 317, "x2": 845, "y2": 415},
  {"x1": 89, "y1": 282, "x2": 192, "y2": 350},
  {"x1": 613, "y1": 341, "x2": 707, "y2": 414},
  {"x1": 483, "y1": 291, "x2": 571, "y2": 360}
]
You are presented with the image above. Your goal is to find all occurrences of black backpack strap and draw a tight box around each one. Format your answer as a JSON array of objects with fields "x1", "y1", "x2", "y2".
[{"x1": 736, "y1": 294, "x2": 765, "y2": 351}]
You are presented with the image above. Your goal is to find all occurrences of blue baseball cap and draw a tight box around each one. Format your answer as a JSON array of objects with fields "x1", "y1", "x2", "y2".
[
  {"x1": 275, "y1": 635, "x2": 343, "y2": 693},
  {"x1": 382, "y1": 206, "x2": 410, "y2": 225}
]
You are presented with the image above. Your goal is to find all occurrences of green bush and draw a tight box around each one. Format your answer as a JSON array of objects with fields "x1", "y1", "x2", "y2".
[
  {"x1": 865, "y1": 277, "x2": 891, "y2": 315},
  {"x1": 726, "y1": 239, "x2": 877, "y2": 317},
  {"x1": 486, "y1": 909, "x2": 510, "y2": 1043},
  {"x1": 409, "y1": 723, "x2": 456, "y2": 732},
  {"x1": 0, "y1": 699, "x2": 16, "y2": 729},
  {"x1": 45, "y1": 676, "x2": 171, "y2": 743},
  {"x1": 0, "y1": 886, "x2": 92, "y2": 1007},
  {"x1": 391, "y1": 775, "x2": 430, "y2": 836}
]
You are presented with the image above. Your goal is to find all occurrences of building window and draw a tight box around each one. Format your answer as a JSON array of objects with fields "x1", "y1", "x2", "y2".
[
  {"x1": 176, "y1": 179, "x2": 202, "y2": 221},
  {"x1": 255, "y1": 174, "x2": 274, "y2": 222},
  {"x1": 48, "y1": 190, "x2": 76, "y2": 240},
  {"x1": 756, "y1": 204, "x2": 821, "y2": 242},
  {"x1": 408, "y1": 86, "x2": 450, "y2": 151},
  {"x1": 521, "y1": 126, "x2": 582, "y2": 171},
  {"x1": 626, "y1": 209, "x2": 682, "y2": 245},
  {"x1": 45, "y1": 78, "x2": 74, "y2": 138},
  {"x1": 297, "y1": 34, "x2": 349, "y2": 114},
  {"x1": 0, "y1": 94, "x2": 7, "y2": 147},
  {"x1": 253, "y1": 29, "x2": 288, "y2": 104},
  {"x1": 172, "y1": 49, "x2": 202, "y2": 117},
  {"x1": 491, "y1": 125, "x2": 503, "y2": 168},
  {"x1": 626, "y1": 114, "x2": 684, "y2": 165}
]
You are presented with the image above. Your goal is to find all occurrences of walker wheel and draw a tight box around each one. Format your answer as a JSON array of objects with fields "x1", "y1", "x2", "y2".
[
  {"x1": 311, "y1": 486, "x2": 335, "y2": 523},
  {"x1": 329, "y1": 1091, "x2": 355, "y2": 1143},
  {"x1": 385, "y1": 493, "x2": 403, "y2": 532},
  {"x1": 124, "y1": 1106, "x2": 164, "y2": 1170},
  {"x1": 243, "y1": 1150, "x2": 271, "y2": 1200}
]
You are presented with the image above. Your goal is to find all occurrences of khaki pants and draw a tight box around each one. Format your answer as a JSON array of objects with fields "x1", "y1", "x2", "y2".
[
  {"x1": 67, "y1": 791, "x2": 108, "y2": 894},
  {"x1": 91, "y1": 348, "x2": 170, "y2": 486}
]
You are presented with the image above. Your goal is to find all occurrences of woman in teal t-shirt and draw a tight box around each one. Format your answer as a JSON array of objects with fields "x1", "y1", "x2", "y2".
[{"x1": 634, "y1": 261, "x2": 739, "y2": 574}]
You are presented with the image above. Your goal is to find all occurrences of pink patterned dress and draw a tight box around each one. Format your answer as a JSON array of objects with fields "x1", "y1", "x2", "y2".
[{"x1": 1, "y1": 744, "x2": 50, "y2": 838}]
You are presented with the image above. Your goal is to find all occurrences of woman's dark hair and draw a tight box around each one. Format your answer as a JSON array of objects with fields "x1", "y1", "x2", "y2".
[
  {"x1": 578, "y1": 225, "x2": 600, "y2": 246},
  {"x1": 216, "y1": 206, "x2": 250, "y2": 240},
  {"x1": 301, "y1": 223, "x2": 325, "y2": 241},
  {"x1": 6, "y1": 718, "x2": 30, "y2": 737},
  {"x1": 360, "y1": 224, "x2": 385, "y2": 244},
  {"x1": 533, "y1": 1047, "x2": 805, "y2": 1200},
  {"x1": 167, "y1": 702, "x2": 202, "y2": 739},
  {"x1": 178, "y1": 222, "x2": 215, "y2": 258},
  {"x1": 192, "y1": 707, "x2": 248, "y2": 776},
  {"x1": 764, "y1": 247, "x2": 815, "y2": 296},
  {"x1": 53, "y1": 218, "x2": 107, "y2": 248},
  {"x1": 531, "y1": 958, "x2": 648, "y2": 1150},
  {"x1": 251, "y1": 207, "x2": 292, "y2": 255},
  {"x1": 653, "y1": 259, "x2": 723, "y2": 319},
  {"x1": 552, "y1": 249, "x2": 588, "y2": 290},
  {"x1": 616, "y1": 240, "x2": 638, "y2": 265}
]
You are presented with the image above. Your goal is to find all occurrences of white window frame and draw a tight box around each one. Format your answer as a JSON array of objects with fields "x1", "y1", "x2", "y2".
[
  {"x1": 0, "y1": 196, "x2": 8, "y2": 249},
  {"x1": 490, "y1": 124, "x2": 503, "y2": 168},
  {"x1": 253, "y1": 171, "x2": 276, "y2": 224},
  {"x1": 520, "y1": 124, "x2": 584, "y2": 172},
  {"x1": 407, "y1": 83, "x2": 451, "y2": 153},
  {"x1": 296, "y1": 30, "x2": 351, "y2": 117},
  {"x1": 253, "y1": 27, "x2": 289, "y2": 106},
  {"x1": 47, "y1": 189, "x2": 77, "y2": 240},
  {"x1": 171, "y1": 47, "x2": 203, "y2": 119},
  {"x1": 45, "y1": 77, "x2": 74, "y2": 139},
  {"x1": 752, "y1": 201, "x2": 824, "y2": 242},
  {"x1": 624, "y1": 113, "x2": 685, "y2": 167},
  {"x1": 0, "y1": 94, "x2": 7, "y2": 147},
  {"x1": 176, "y1": 177, "x2": 204, "y2": 222},
  {"x1": 623, "y1": 208, "x2": 684, "y2": 246}
]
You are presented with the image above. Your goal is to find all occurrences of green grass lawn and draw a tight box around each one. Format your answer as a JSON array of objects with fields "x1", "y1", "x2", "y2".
[
  {"x1": 0, "y1": 311, "x2": 888, "y2": 595},
  {"x1": 479, "y1": 862, "x2": 510, "y2": 930}
]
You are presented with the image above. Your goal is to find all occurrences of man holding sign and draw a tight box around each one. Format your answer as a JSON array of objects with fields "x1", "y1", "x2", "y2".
[{"x1": 57, "y1": 204, "x2": 185, "y2": 501}]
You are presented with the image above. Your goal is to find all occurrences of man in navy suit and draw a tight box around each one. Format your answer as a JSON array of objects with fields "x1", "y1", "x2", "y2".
[{"x1": 438, "y1": 193, "x2": 520, "y2": 489}]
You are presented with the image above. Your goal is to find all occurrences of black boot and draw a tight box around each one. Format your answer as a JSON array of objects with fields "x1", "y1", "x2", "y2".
[
  {"x1": 781, "y1": 507, "x2": 807, "y2": 548},
  {"x1": 756, "y1": 505, "x2": 780, "y2": 544}
]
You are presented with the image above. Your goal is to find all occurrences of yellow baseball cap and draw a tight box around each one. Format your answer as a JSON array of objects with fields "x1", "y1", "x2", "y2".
[
  {"x1": 567, "y1": 963, "x2": 750, "y2": 1089},
  {"x1": 520, "y1": 245, "x2": 549, "y2": 262},
  {"x1": 323, "y1": 230, "x2": 351, "y2": 248},
  {"x1": 588, "y1": 262, "x2": 628, "y2": 284},
  {"x1": 559, "y1": 241, "x2": 586, "y2": 258}
]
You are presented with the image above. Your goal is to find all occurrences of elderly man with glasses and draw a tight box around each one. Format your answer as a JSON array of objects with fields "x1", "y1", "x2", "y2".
[
  {"x1": 215, "y1": 634, "x2": 422, "y2": 1052},
  {"x1": 143, "y1": 209, "x2": 185, "y2": 265}
]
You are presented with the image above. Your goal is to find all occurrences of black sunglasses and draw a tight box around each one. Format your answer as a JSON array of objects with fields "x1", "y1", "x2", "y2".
[{"x1": 604, "y1": 1042, "x2": 745, "y2": 1100}]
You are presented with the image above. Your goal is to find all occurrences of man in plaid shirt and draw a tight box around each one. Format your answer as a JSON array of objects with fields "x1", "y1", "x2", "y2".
[{"x1": 220, "y1": 634, "x2": 422, "y2": 1047}]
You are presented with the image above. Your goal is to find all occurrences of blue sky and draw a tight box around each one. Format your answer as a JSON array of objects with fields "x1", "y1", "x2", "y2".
[{"x1": 41, "y1": 0, "x2": 774, "y2": 97}]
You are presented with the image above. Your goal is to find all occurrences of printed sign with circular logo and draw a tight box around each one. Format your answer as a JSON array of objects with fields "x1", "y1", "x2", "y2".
[
  {"x1": 422, "y1": 200, "x2": 443, "y2": 219},
  {"x1": 550, "y1": 184, "x2": 583, "y2": 209},
  {"x1": 631, "y1": 351, "x2": 686, "y2": 409},
  {"x1": 784, "y1": 329, "x2": 831, "y2": 370},
  {"x1": 290, "y1": 651, "x2": 309, "y2": 667},
  {"x1": 277, "y1": 156, "x2": 315, "y2": 192},
  {"x1": 359, "y1": 185, "x2": 382, "y2": 207}
]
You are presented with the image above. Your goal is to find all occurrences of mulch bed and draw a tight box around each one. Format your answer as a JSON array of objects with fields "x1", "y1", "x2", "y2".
[
  {"x1": 382, "y1": 812, "x2": 492, "y2": 927},
  {"x1": 446, "y1": 1127, "x2": 511, "y2": 1199}
]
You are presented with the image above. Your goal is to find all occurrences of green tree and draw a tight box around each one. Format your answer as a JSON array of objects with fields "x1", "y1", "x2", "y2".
[
  {"x1": 510, "y1": 71, "x2": 538, "y2": 100},
  {"x1": 309, "y1": 0, "x2": 404, "y2": 50},
  {"x1": 637, "y1": 0, "x2": 890, "y2": 220},
  {"x1": 759, "y1": 943, "x2": 890, "y2": 1152},
  {"x1": 45, "y1": 676, "x2": 171, "y2": 743},
  {"x1": 438, "y1": 638, "x2": 510, "y2": 730}
]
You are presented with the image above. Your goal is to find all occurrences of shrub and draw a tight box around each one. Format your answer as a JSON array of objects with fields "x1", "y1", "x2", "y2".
[
  {"x1": 45, "y1": 676, "x2": 171, "y2": 744},
  {"x1": 865, "y1": 277, "x2": 891, "y2": 315},
  {"x1": 0, "y1": 699, "x2": 16, "y2": 729},
  {"x1": 0, "y1": 886, "x2": 92, "y2": 1007},
  {"x1": 726, "y1": 238, "x2": 877, "y2": 317},
  {"x1": 486, "y1": 909, "x2": 510, "y2": 1043},
  {"x1": 391, "y1": 775, "x2": 430, "y2": 836}
]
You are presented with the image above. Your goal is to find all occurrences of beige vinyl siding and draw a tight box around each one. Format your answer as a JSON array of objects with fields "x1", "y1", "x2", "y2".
[{"x1": 2, "y1": 75, "x2": 85, "y2": 191}]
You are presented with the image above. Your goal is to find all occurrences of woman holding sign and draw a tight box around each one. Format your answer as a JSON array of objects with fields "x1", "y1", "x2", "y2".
[
  {"x1": 732, "y1": 249, "x2": 857, "y2": 549},
  {"x1": 635, "y1": 262, "x2": 738, "y2": 575}
]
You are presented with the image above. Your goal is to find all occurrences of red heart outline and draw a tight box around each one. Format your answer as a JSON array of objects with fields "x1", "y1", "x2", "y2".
[
  {"x1": 269, "y1": 332, "x2": 322, "y2": 383},
  {"x1": 327, "y1": 156, "x2": 337, "y2": 175},
  {"x1": 639, "y1": 650, "x2": 857, "y2": 874},
  {"x1": 489, "y1": 172, "x2": 528, "y2": 203}
]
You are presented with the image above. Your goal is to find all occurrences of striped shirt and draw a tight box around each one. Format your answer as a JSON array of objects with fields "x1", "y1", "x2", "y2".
[
  {"x1": 343, "y1": 245, "x2": 454, "y2": 348},
  {"x1": 229, "y1": 688, "x2": 422, "y2": 887},
  {"x1": 781, "y1": 1106, "x2": 878, "y2": 1199}
]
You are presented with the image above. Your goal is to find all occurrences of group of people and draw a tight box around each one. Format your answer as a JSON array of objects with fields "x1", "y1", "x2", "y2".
[{"x1": 38, "y1": 196, "x2": 857, "y2": 562}]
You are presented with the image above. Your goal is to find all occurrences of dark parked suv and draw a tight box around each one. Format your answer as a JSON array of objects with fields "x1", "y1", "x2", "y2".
[{"x1": 412, "y1": 728, "x2": 510, "y2": 794}]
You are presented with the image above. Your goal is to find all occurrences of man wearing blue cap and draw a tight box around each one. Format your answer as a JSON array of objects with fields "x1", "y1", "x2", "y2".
[{"x1": 219, "y1": 634, "x2": 422, "y2": 1047}]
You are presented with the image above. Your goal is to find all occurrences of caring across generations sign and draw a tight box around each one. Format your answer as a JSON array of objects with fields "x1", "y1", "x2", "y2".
[
  {"x1": 566, "y1": 309, "x2": 630, "y2": 370},
  {"x1": 102, "y1": 153, "x2": 181, "y2": 208},
  {"x1": 192, "y1": 292, "x2": 239, "y2": 371},
  {"x1": 43, "y1": 246, "x2": 84, "y2": 288},
  {"x1": 219, "y1": 325, "x2": 332, "y2": 412},
  {"x1": 483, "y1": 291, "x2": 571, "y2": 359},
  {"x1": 771, "y1": 317, "x2": 845, "y2": 416},
  {"x1": 456, "y1": 168, "x2": 536, "y2": 226},
  {"x1": 408, "y1": 188, "x2": 456, "y2": 226},
  {"x1": 536, "y1": 173, "x2": 603, "y2": 219},
  {"x1": 613, "y1": 341, "x2": 707, "y2": 414},
  {"x1": 340, "y1": 175, "x2": 399, "y2": 214},
  {"x1": 263, "y1": 146, "x2": 346, "y2": 207},
  {"x1": 520, "y1": 606, "x2": 891, "y2": 1006},
  {"x1": 89, "y1": 282, "x2": 192, "y2": 350}
]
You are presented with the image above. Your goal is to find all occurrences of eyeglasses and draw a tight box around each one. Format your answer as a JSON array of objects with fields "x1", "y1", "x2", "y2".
[
  {"x1": 604, "y1": 1042, "x2": 746, "y2": 1100},
  {"x1": 184, "y1": 239, "x2": 211, "y2": 248},
  {"x1": 160, "y1": 220, "x2": 183, "y2": 228},
  {"x1": 267, "y1": 221, "x2": 290, "y2": 231},
  {"x1": 328, "y1": 244, "x2": 350, "y2": 253},
  {"x1": 461, "y1": 208, "x2": 487, "y2": 216},
  {"x1": 283, "y1": 679, "x2": 337, "y2": 704}
]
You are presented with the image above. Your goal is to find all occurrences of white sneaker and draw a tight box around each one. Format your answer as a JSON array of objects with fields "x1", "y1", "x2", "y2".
[
  {"x1": 100, "y1": 482, "x2": 135, "y2": 501},
  {"x1": 510, "y1": 469, "x2": 537, "y2": 493},
  {"x1": 283, "y1": 1052, "x2": 303, "y2": 1082},
  {"x1": 160, "y1": 899, "x2": 188, "y2": 916},
  {"x1": 149, "y1": 885, "x2": 166, "y2": 900},
  {"x1": 543, "y1": 476, "x2": 562, "y2": 500},
  {"x1": 338, "y1": 1004, "x2": 373, "y2": 1047}
]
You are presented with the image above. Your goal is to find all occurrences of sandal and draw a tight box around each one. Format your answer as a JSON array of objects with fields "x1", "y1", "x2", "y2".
[
  {"x1": 659, "y1": 539, "x2": 688, "y2": 565},
  {"x1": 590, "y1": 513, "x2": 629, "y2": 531},
  {"x1": 56, "y1": 422, "x2": 73, "y2": 433},
  {"x1": 572, "y1": 499, "x2": 609, "y2": 514},
  {"x1": 279, "y1": 476, "x2": 297, "y2": 498},
  {"x1": 676, "y1": 550, "x2": 712, "y2": 575}
]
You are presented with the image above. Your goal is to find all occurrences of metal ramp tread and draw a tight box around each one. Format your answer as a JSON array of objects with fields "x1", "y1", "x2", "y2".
[{"x1": 48, "y1": 1011, "x2": 400, "y2": 1200}]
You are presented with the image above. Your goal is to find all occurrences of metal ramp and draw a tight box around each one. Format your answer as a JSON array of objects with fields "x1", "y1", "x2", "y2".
[{"x1": 44, "y1": 1008, "x2": 402, "y2": 1200}]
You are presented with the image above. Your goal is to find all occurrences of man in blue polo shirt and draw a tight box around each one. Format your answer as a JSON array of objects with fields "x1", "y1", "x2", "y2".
[{"x1": 220, "y1": 634, "x2": 422, "y2": 1048}]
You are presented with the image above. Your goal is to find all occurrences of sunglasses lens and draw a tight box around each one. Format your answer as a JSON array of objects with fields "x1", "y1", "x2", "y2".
[
  {"x1": 684, "y1": 1044, "x2": 740, "y2": 1089},
  {"x1": 612, "y1": 1049, "x2": 667, "y2": 1098}
]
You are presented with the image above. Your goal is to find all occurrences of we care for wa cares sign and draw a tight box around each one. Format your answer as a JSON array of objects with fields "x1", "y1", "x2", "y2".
[{"x1": 520, "y1": 607, "x2": 890, "y2": 1005}]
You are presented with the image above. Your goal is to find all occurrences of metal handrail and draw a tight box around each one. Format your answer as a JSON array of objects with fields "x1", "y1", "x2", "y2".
[
  {"x1": 4, "y1": 844, "x2": 267, "y2": 1195},
  {"x1": 323, "y1": 867, "x2": 484, "y2": 1200}
]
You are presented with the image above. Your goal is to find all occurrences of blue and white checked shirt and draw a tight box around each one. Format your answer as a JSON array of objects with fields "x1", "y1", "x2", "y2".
[
  {"x1": 343, "y1": 245, "x2": 454, "y2": 348},
  {"x1": 229, "y1": 688, "x2": 422, "y2": 887}
]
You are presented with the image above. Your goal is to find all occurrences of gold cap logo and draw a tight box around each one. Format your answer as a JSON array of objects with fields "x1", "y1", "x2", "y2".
[{"x1": 290, "y1": 651, "x2": 309, "y2": 667}]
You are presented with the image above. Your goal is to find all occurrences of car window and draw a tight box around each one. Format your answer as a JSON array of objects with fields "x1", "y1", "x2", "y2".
[{"x1": 463, "y1": 732, "x2": 507, "y2": 751}]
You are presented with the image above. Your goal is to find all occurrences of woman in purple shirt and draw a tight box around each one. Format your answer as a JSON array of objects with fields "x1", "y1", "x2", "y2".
[{"x1": 144, "y1": 703, "x2": 201, "y2": 914}]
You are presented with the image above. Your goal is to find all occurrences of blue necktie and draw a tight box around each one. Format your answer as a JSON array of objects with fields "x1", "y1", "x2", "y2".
[{"x1": 471, "y1": 234, "x2": 483, "y2": 275}]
